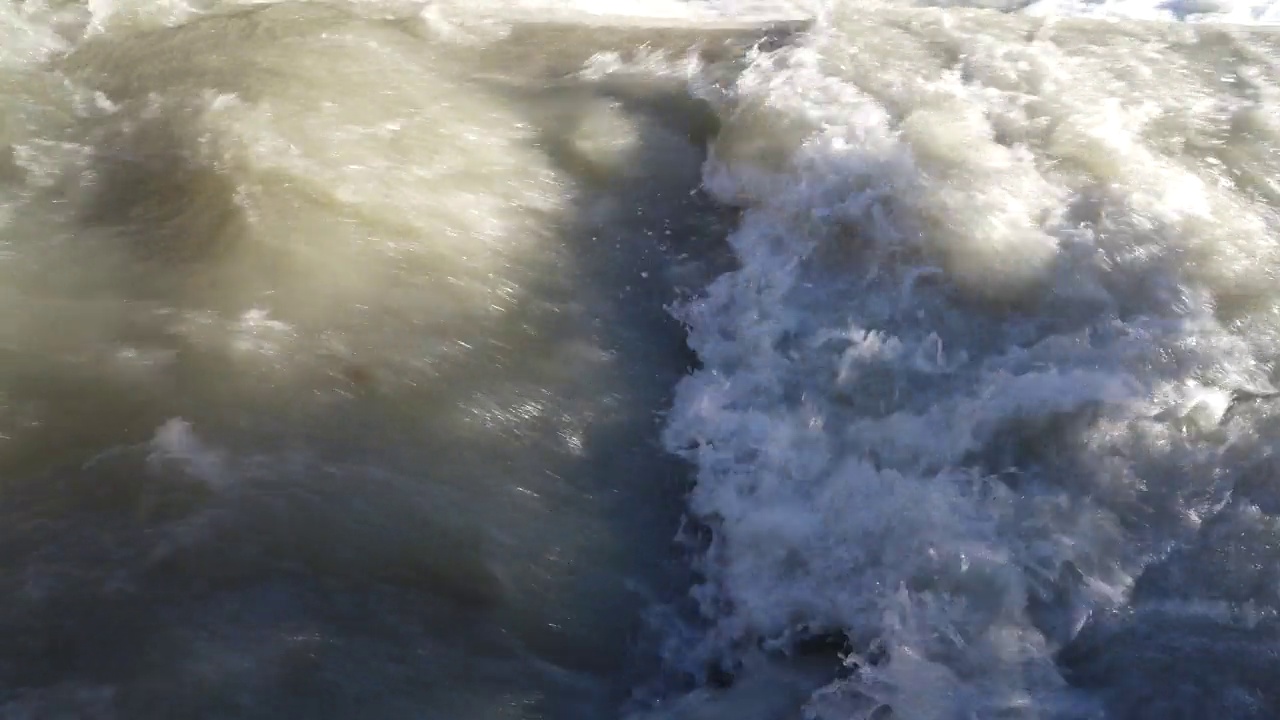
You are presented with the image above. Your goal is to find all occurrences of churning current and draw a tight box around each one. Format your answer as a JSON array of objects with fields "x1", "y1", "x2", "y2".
[{"x1": 3, "y1": 0, "x2": 1280, "y2": 719}]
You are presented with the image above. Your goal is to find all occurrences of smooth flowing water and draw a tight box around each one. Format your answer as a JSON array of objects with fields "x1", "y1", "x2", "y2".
[{"x1": 2, "y1": 0, "x2": 1280, "y2": 719}]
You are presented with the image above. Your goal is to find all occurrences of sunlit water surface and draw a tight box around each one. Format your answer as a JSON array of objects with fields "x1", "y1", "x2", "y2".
[{"x1": 3, "y1": 1, "x2": 1280, "y2": 719}]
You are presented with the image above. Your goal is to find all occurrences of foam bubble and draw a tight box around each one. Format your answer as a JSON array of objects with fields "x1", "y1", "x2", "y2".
[{"x1": 664, "y1": 6, "x2": 1280, "y2": 718}]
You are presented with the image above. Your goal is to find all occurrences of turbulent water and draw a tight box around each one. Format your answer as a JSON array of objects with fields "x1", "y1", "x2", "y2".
[{"x1": 2, "y1": 0, "x2": 1280, "y2": 718}]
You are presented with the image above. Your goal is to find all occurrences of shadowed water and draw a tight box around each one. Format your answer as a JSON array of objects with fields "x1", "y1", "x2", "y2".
[
  {"x1": 7, "y1": 1, "x2": 1280, "y2": 719},
  {"x1": 0, "y1": 4, "x2": 800, "y2": 717}
]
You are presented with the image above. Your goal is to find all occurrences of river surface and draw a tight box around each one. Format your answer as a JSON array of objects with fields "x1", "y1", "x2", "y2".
[{"x1": 2, "y1": 0, "x2": 1279, "y2": 719}]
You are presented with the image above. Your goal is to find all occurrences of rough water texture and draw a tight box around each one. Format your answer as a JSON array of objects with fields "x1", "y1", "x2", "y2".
[
  {"x1": 659, "y1": 5, "x2": 1280, "y2": 720},
  {"x1": 0, "y1": 3, "x2": 769, "y2": 717},
  {"x1": 3, "y1": 0, "x2": 1280, "y2": 719}
]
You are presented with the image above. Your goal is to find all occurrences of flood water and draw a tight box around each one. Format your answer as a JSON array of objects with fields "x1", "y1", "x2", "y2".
[
  {"x1": 0, "y1": 5, "x2": 781, "y2": 716},
  {"x1": 5, "y1": 1, "x2": 1280, "y2": 719}
]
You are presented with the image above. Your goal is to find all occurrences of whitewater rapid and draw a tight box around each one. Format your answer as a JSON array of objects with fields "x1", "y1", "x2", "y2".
[
  {"x1": 2, "y1": 0, "x2": 1280, "y2": 719},
  {"x1": 653, "y1": 3, "x2": 1280, "y2": 720}
]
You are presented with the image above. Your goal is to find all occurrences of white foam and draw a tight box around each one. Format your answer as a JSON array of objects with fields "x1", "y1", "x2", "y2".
[
  {"x1": 1022, "y1": 0, "x2": 1280, "y2": 24},
  {"x1": 5, "y1": 0, "x2": 1280, "y2": 717},
  {"x1": 149, "y1": 417, "x2": 231, "y2": 489},
  {"x1": 659, "y1": 3, "x2": 1280, "y2": 718}
]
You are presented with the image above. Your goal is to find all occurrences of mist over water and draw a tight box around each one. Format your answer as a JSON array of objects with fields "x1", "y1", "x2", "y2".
[{"x1": 4, "y1": 0, "x2": 1280, "y2": 719}]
